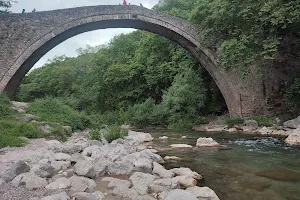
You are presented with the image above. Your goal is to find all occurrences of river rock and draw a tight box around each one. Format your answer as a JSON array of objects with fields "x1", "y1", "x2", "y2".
[
  {"x1": 31, "y1": 162, "x2": 55, "y2": 178},
  {"x1": 244, "y1": 120, "x2": 259, "y2": 129},
  {"x1": 73, "y1": 160, "x2": 96, "y2": 178},
  {"x1": 132, "y1": 195, "x2": 156, "y2": 200},
  {"x1": 55, "y1": 153, "x2": 71, "y2": 161},
  {"x1": 41, "y1": 192, "x2": 70, "y2": 200},
  {"x1": 133, "y1": 158, "x2": 153, "y2": 173},
  {"x1": 153, "y1": 162, "x2": 174, "y2": 178},
  {"x1": 149, "y1": 178, "x2": 179, "y2": 193},
  {"x1": 164, "y1": 156, "x2": 183, "y2": 161},
  {"x1": 61, "y1": 144, "x2": 82, "y2": 154},
  {"x1": 51, "y1": 161, "x2": 71, "y2": 171},
  {"x1": 129, "y1": 172, "x2": 157, "y2": 195},
  {"x1": 12, "y1": 173, "x2": 48, "y2": 190},
  {"x1": 285, "y1": 128, "x2": 300, "y2": 146},
  {"x1": 283, "y1": 116, "x2": 300, "y2": 129},
  {"x1": 71, "y1": 192, "x2": 100, "y2": 200},
  {"x1": 82, "y1": 146, "x2": 101, "y2": 157},
  {"x1": 107, "y1": 161, "x2": 134, "y2": 175},
  {"x1": 196, "y1": 137, "x2": 220, "y2": 147},
  {"x1": 107, "y1": 178, "x2": 131, "y2": 189},
  {"x1": 112, "y1": 186, "x2": 139, "y2": 198},
  {"x1": 170, "y1": 144, "x2": 193, "y2": 148},
  {"x1": 171, "y1": 176, "x2": 197, "y2": 188},
  {"x1": 186, "y1": 186, "x2": 220, "y2": 200},
  {"x1": 70, "y1": 153, "x2": 85, "y2": 164},
  {"x1": 181, "y1": 136, "x2": 187, "y2": 139},
  {"x1": 69, "y1": 175, "x2": 96, "y2": 193},
  {"x1": 170, "y1": 167, "x2": 202, "y2": 179},
  {"x1": 93, "y1": 158, "x2": 111, "y2": 177},
  {"x1": 126, "y1": 130, "x2": 154, "y2": 143},
  {"x1": 46, "y1": 177, "x2": 71, "y2": 189},
  {"x1": 2, "y1": 160, "x2": 30, "y2": 182},
  {"x1": 159, "y1": 136, "x2": 168, "y2": 140},
  {"x1": 165, "y1": 189, "x2": 198, "y2": 200}
]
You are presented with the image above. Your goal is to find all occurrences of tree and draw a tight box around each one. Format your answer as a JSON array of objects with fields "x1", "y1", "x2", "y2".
[{"x1": 0, "y1": 0, "x2": 16, "y2": 14}]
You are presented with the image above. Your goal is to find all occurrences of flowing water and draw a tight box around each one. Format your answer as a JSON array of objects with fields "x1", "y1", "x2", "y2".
[{"x1": 147, "y1": 130, "x2": 300, "y2": 200}]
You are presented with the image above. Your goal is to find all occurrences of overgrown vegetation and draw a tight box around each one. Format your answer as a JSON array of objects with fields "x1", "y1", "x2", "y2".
[
  {"x1": 285, "y1": 78, "x2": 300, "y2": 115},
  {"x1": 90, "y1": 125, "x2": 128, "y2": 143},
  {"x1": 0, "y1": 93, "x2": 13, "y2": 119},
  {"x1": 225, "y1": 117, "x2": 245, "y2": 128}
]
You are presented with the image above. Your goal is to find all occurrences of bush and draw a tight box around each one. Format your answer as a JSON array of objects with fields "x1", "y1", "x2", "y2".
[
  {"x1": 225, "y1": 117, "x2": 245, "y2": 128},
  {"x1": 0, "y1": 120, "x2": 41, "y2": 148},
  {"x1": 250, "y1": 116, "x2": 274, "y2": 127},
  {"x1": 91, "y1": 125, "x2": 128, "y2": 143},
  {"x1": 29, "y1": 97, "x2": 90, "y2": 130},
  {"x1": 0, "y1": 93, "x2": 13, "y2": 119},
  {"x1": 285, "y1": 78, "x2": 300, "y2": 114}
]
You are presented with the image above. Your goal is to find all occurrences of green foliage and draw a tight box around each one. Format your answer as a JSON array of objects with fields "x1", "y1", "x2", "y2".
[
  {"x1": 0, "y1": 93, "x2": 13, "y2": 119},
  {"x1": 285, "y1": 78, "x2": 300, "y2": 114},
  {"x1": 225, "y1": 117, "x2": 245, "y2": 128},
  {"x1": 28, "y1": 97, "x2": 90, "y2": 130},
  {"x1": 0, "y1": 120, "x2": 40, "y2": 148},
  {"x1": 91, "y1": 126, "x2": 128, "y2": 143},
  {"x1": 250, "y1": 116, "x2": 274, "y2": 127},
  {"x1": 0, "y1": 0, "x2": 15, "y2": 14}
]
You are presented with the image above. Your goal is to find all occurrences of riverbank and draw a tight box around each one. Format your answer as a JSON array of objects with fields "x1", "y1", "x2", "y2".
[{"x1": 0, "y1": 130, "x2": 219, "y2": 200}]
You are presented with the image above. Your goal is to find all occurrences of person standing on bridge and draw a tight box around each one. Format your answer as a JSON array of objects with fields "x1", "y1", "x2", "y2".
[
  {"x1": 32, "y1": 8, "x2": 36, "y2": 13},
  {"x1": 21, "y1": 9, "x2": 25, "y2": 14},
  {"x1": 123, "y1": 0, "x2": 127, "y2": 5}
]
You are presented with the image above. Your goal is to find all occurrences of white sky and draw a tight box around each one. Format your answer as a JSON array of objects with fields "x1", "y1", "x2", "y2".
[{"x1": 10, "y1": 0, "x2": 160, "y2": 68}]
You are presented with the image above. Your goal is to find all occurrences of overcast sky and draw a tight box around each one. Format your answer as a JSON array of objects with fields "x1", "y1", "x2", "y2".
[{"x1": 10, "y1": 0, "x2": 160, "y2": 69}]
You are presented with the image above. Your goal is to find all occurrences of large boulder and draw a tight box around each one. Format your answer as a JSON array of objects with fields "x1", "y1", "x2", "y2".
[
  {"x1": 55, "y1": 153, "x2": 71, "y2": 161},
  {"x1": 69, "y1": 175, "x2": 96, "y2": 193},
  {"x1": 70, "y1": 153, "x2": 85, "y2": 164},
  {"x1": 164, "y1": 189, "x2": 198, "y2": 200},
  {"x1": 41, "y1": 192, "x2": 70, "y2": 200},
  {"x1": 82, "y1": 146, "x2": 101, "y2": 158},
  {"x1": 283, "y1": 116, "x2": 300, "y2": 129},
  {"x1": 170, "y1": 168, "x2": 202, "y2": 179},
  {"x1": 111, "y1": 186, "x2": 139, "y2": 199},
  {"x1": 73, "y1": 160, "x2": 96, "y2": 178},
  {"x1": 31, "y1": 162, "x2": 55, "y2": 178},
  {"x1": 107, "y1": 161, "x2": 134, "y2": 175},
  {"x1": 152, "y1": 162, "x2": 174, "y2": 178},
  {"x1": 186, "y1": 186, "x2": 220, "y2": 200},
  {"x1": 93, "y1": 158, "x2": 111, "y2": 177},
  {"x1": 46, "y1": 177, "x2": 71, "y2": 190},
  {"x1": 129, "y1": 172, "x2": 157, "y2": 195},
  {"x1": 171, "y1": 176, "x2": 197, "y2": 188},
  {"x1": 196, "y1": 137, "x2": 220, "y2": 147},
  {"x1": 12, "y1": 173, "x2": 48, "y2": 190},
  {"x1": 133, "y1": 158, "x2": 153, "y2": 173},
  {"x1": 2, "y1": 160, "x2": 30, "y2": 182},
  {"x1": 126, "y1": 131, "x2": 154, "y2": 143},
  {"x1": 244, "y1": 119, "x2": 259, "y2": 131},
  {"x1": 51, "y1": 161, "x2": 71, "y2": 171},
  {"x1": 285, "y1": 128, "x2": 300, "y2": 146}
]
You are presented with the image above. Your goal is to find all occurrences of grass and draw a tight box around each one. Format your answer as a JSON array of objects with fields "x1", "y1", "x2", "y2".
[
  {"x1": 0, "y1": 93, "x2": 13, "y2": 119},
  {"x1": 28, "y1": 97, "x2": 90, "y2": 130},
  {"x1": 250, "y1": 116, "x2": 274, "y2": 127},
  {"x1": 225, "y1": 117, "x2": 245, "y2": 128},
  {"x1": 90, "y1": 125, "x2": 128, "y2": 143}
]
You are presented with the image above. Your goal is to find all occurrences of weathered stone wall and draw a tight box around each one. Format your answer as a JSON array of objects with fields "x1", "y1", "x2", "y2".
[{"x1": 1, "y1": 5, "x2": 290, "y2": 117}]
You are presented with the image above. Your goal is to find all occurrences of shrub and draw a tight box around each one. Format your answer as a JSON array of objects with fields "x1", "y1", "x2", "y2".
[
  {"x1": 29, "y1": 97, "x2": 90, "y2": 130},
  {"x1": 91, "y1": 125, "x2": 128, "y2": 143},
  {"x1": 285, "y1": 78, "x2": 300, "y2": 114},
  {"x1": 0, "y1": 93, "x2": 13, "y2": 119},
  {"x1": 0, "y1": 134, "x2": 28, "y2": 148},
  {"x1": 250, "y1": 116, "x2": 274, "y2": 127},
  {"x1": 225, "y1": 117, "x2": 245, "y2": 128}
]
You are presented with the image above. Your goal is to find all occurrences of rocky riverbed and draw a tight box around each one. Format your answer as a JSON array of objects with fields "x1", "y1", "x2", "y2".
[{"x1": 0, "y1": 130, "x2": 219, "y2": 200}]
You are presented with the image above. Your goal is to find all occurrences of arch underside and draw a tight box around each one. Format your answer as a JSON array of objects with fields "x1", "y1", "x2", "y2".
[{"x1": 2, "y1": 14, "x2": 240, "y2": 116}]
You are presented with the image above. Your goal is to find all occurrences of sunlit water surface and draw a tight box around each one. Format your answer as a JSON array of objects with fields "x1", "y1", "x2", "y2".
[{"x1": 146, "y1": 130, "x2": 300, "y2": 200}]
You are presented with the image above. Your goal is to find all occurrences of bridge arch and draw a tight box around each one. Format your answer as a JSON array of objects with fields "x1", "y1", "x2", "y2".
[{"x1": 0, "y1": 5, "x2": 241, "y2": 116}]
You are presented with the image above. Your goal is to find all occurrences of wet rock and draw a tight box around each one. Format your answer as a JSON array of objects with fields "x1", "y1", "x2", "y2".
[
  {"x1": 69, "y1": 175, "x2": 96, "y2": 193},
  {"x1": 255, "y1": 170, "x2": 300, "y2": 182},
  {"x1": 196, "y1": 137, "x2": 220, "y2": 147},
  {"x1": 164, "y1": 156, "x2": 183, "y2": 161},
  {"x1": 159, "y1": 136, "x2": 168, "y2": 140},
  {"x1": 152, "y1": 162, "x2": 174, "y2": 178},
  {"x1": 164, "y1": 189, "x2": 198, "y2": 200},
  {"x1": 170, "y1": 144, "x2": 193, "y2": 148},
  {"x1": 149, "y1": 178, "x2": 179, "y2": 193},
  {"x1": 186, "y1": 186, "x2": 220, "y2": 200},
  {"x1": 46, "y1": 177, "x2": 71, "y2": 189},
  {"x1": 285, "y1": 128, "x2": 300, "y2": 146},
  {"x1": 170, "y1": 168, "x2": 202, "y2": 179},
  {"x1": 129, "y1": 172, "x2": 156, "y2": 195},
  {"x1": 2, "y1": 160, "x2": 30, "y2": 182},
  {"x1": 181, "y1": 136, "x2": 187, "y2": 139},
  {"x1": 71, "y1": 192, "x2": 100, "y2": 200},
  {"x1": 283, "y1": 116, "x2": 300, "y2": 129},
  {"x1": 227, "y1": 128, "x2": 237, "y2": 132},
  {"x1": 107, "y1": 161, "x2": 134, "y2": 175},
  {"x1": 111, "y1": 186, "x2": 138, "y2": 199},
  {"x1": 41, "y1": 192, "x2": 70, "y2": 200},
  {"x1": 12, "y1": 173, "x2": 48, "y2": 190},
  {"x1": 73, "y1": 160, "x2": 96, "y2": 178},
  {"x1": 171, "y1": 176, "x2": 197, "y2": 188},
  {"x1": 55, "y1": 153, "x2": 71, "y2": 161},
  {"x1": 31, "y1": 162, "x2": 55, "y2": 178}
]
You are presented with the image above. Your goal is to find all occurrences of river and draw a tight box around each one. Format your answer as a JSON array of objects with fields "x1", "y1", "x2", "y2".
[{"x1": 147, "y1": 130, "x2": 300, "y2": 200}]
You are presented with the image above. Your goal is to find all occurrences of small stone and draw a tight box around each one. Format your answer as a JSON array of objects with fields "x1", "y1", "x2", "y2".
[
  {"x1": 164, "y1": 156, "x2": 183, "y2": 161},
  {"x1": 159, "y1": 136, "x2": 168, "y2": 139}
]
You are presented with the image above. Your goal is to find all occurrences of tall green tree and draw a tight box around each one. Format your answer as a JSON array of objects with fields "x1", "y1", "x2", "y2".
[{"x1": 0, "y1": 0, "x2": 15, "y2": 14}]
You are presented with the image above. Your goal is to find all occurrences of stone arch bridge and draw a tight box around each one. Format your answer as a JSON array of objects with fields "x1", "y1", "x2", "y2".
[{"x1": 0, "y1": 5, "x2": 280, "y2": 116}]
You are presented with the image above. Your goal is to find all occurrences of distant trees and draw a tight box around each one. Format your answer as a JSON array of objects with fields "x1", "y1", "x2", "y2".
[{"x1": 0, "y1": 0, "x2": 16, "y2": 14}]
